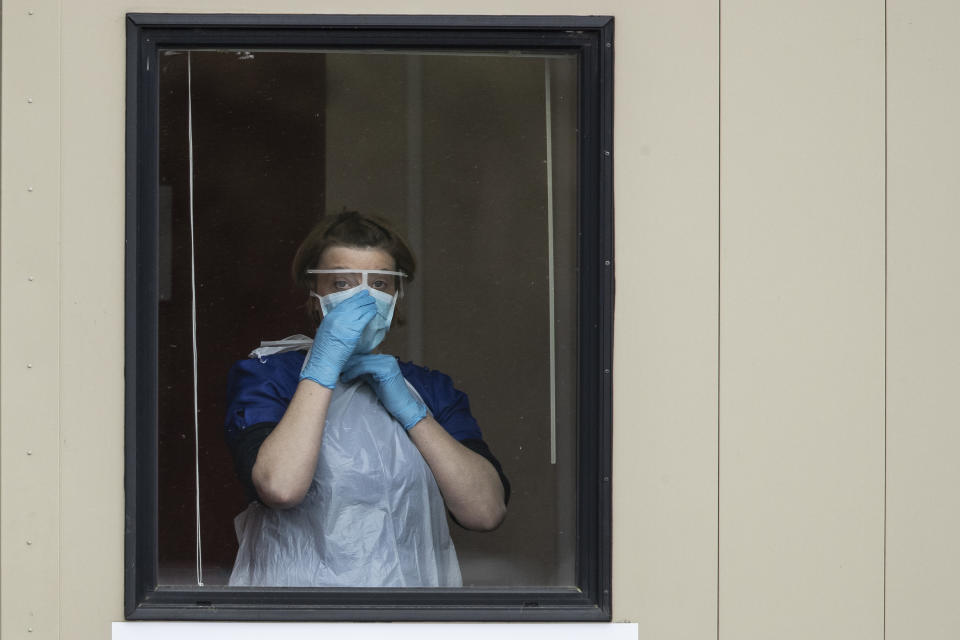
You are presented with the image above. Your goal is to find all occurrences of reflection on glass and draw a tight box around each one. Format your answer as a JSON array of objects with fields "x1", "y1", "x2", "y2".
[{"x1": 156, "y1": 49, "x2": 578, "y2": 587}]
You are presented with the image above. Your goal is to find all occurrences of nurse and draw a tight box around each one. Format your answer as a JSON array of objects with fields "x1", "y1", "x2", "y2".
[{"x1": 224, "y1": 211, "x2": 509, "y2": 587}]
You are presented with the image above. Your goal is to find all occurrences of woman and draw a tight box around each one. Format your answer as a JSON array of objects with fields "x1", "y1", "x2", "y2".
[{"x1": 224, "y1": 211, "x2": 509, "y2": 587}]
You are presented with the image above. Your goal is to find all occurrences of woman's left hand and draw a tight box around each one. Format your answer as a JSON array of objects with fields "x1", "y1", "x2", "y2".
[
  {"x1": 345, "y1": 354, "x2": 506, "y2": 530},
  {"x1": 341, "y1": 354, "x2": 427, "y2": 430}
]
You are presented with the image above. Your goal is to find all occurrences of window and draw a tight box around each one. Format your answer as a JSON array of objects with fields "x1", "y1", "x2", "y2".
[{"x1": 126, "y1": 13, "x2": 613, "y2": 621}]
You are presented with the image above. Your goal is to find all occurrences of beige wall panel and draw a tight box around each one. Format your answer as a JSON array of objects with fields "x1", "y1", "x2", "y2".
[
  {"x1": 719, "y1": 2, "x2": 885, "y2": 639},
  {"x1": 886, "y1": 3, "x2": 960, "y2": 638},
  {"x1": 6, "y1": 1, "x2": 721, "y2": 637},
  {"x1": 0, "y1": 2, "x2": 63, "y2": 639},
  {"x1": 58, "y1": 3, "x2": 130, "y2": 633},
  {"x1": 611, "y1": 1, "x2": 719, "y2": 636}
]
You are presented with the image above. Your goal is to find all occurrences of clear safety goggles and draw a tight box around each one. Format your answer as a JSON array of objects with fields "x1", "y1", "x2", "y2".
[{"x1": 306, "y1": 268, "x2": 408, "y2": 297}]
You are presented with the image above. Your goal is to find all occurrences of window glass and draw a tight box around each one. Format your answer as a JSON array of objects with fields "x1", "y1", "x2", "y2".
[{"x1": 155, "y1": 49, "x2": 579, "y2": 587}]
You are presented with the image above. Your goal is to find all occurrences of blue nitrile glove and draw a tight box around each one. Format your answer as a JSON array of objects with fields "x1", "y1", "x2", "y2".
[
  {"x1": 300, "y1": 290, "x2": 377, "y2": 389},
  {"x1": 341, "y1": 354, "x2": 428, "y2": 430}
]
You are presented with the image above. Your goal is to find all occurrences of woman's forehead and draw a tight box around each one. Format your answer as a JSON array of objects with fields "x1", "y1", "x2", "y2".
[{"x1": 317, "y1": 245, "x2": 395, "y2": 271}]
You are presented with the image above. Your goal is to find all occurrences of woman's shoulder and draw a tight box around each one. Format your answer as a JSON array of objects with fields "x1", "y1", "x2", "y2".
[
  {"x1": 398, "y1": 361, "x2": 482, "y2": 441},
  {"x1": 397, "y1": 361, "x2": 465, "y2": 401},
  {"x1": 228, "y1": 350, "x2": 306, "y2": 389},
  {"x1": 231, "y1": 349, "x2": 306, "y2": 372},
  {"x1": 225, "y1": 351, "x2": 307, "y2": 434},
  {"x1": 397, "y1": 361, "x2": 452, "y2": 385}
]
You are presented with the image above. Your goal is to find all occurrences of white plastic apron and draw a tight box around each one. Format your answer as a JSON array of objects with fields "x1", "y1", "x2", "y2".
[{"x1": 229, "y1": 379, "x2": 462, "y2": 587}]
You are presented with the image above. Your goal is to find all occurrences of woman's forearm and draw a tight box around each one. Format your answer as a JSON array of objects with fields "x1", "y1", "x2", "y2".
[
  {"x1": 251, "y1": 380, "x2": 332, "y2": 509},
  {"x1": 408, "y1": 417, "x2": 507, "y2": 531}
]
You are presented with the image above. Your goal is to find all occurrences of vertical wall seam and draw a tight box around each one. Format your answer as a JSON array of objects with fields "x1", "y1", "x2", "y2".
[
  {"x1": 716, "y1": 1, "x2": 723, "y2": 638},
  {"x1": 0, "y1": 0, "x2": 4, "y2": 626},
  {"x1": 57, "y1": 0, "x2": 64, "y2": 636},
  {"x1": 882, "y1": 1, "x2": 888, "y2": 638}
]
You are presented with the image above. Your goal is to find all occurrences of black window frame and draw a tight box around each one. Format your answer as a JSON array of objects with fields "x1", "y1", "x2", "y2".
[{"x1": 125, "y1": 12, "x2": 614, "y2": 622}]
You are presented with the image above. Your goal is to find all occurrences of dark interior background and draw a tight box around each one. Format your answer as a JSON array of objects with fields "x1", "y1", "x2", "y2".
[{"x1": 157, "y1": 50, "x2": 578, "y2": 586}]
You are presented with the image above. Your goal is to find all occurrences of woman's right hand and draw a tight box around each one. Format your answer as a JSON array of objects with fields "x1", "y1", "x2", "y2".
[
  {"x1": 299, "y1": 290, "x2": 376, "y2": 388},
  {"x1": 255, "y1": 293, "x2": 374, "y2": 507}
]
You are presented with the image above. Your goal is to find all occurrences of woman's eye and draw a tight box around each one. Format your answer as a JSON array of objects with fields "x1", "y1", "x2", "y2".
[
  {"x1": 372, "y1": 279, "x2": 389, "y2": 290},
  {"x1": 334, "y1": 279, "x2": 350, "y2": 290}
]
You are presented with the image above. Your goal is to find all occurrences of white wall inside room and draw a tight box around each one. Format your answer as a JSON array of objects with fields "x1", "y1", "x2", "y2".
[{"x1": 2, "y1": 1, "x2": 960, "y2": 639}]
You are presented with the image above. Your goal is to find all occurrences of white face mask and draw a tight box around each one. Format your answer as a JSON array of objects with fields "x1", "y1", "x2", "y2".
[{"x1": 308, "y1": 269, "x2": 404, "y2": 354}]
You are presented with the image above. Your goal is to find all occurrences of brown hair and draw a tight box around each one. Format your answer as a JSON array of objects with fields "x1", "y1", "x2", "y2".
[{"x1": 292, "y1": 211, "x2": 416, "y2": 326}]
